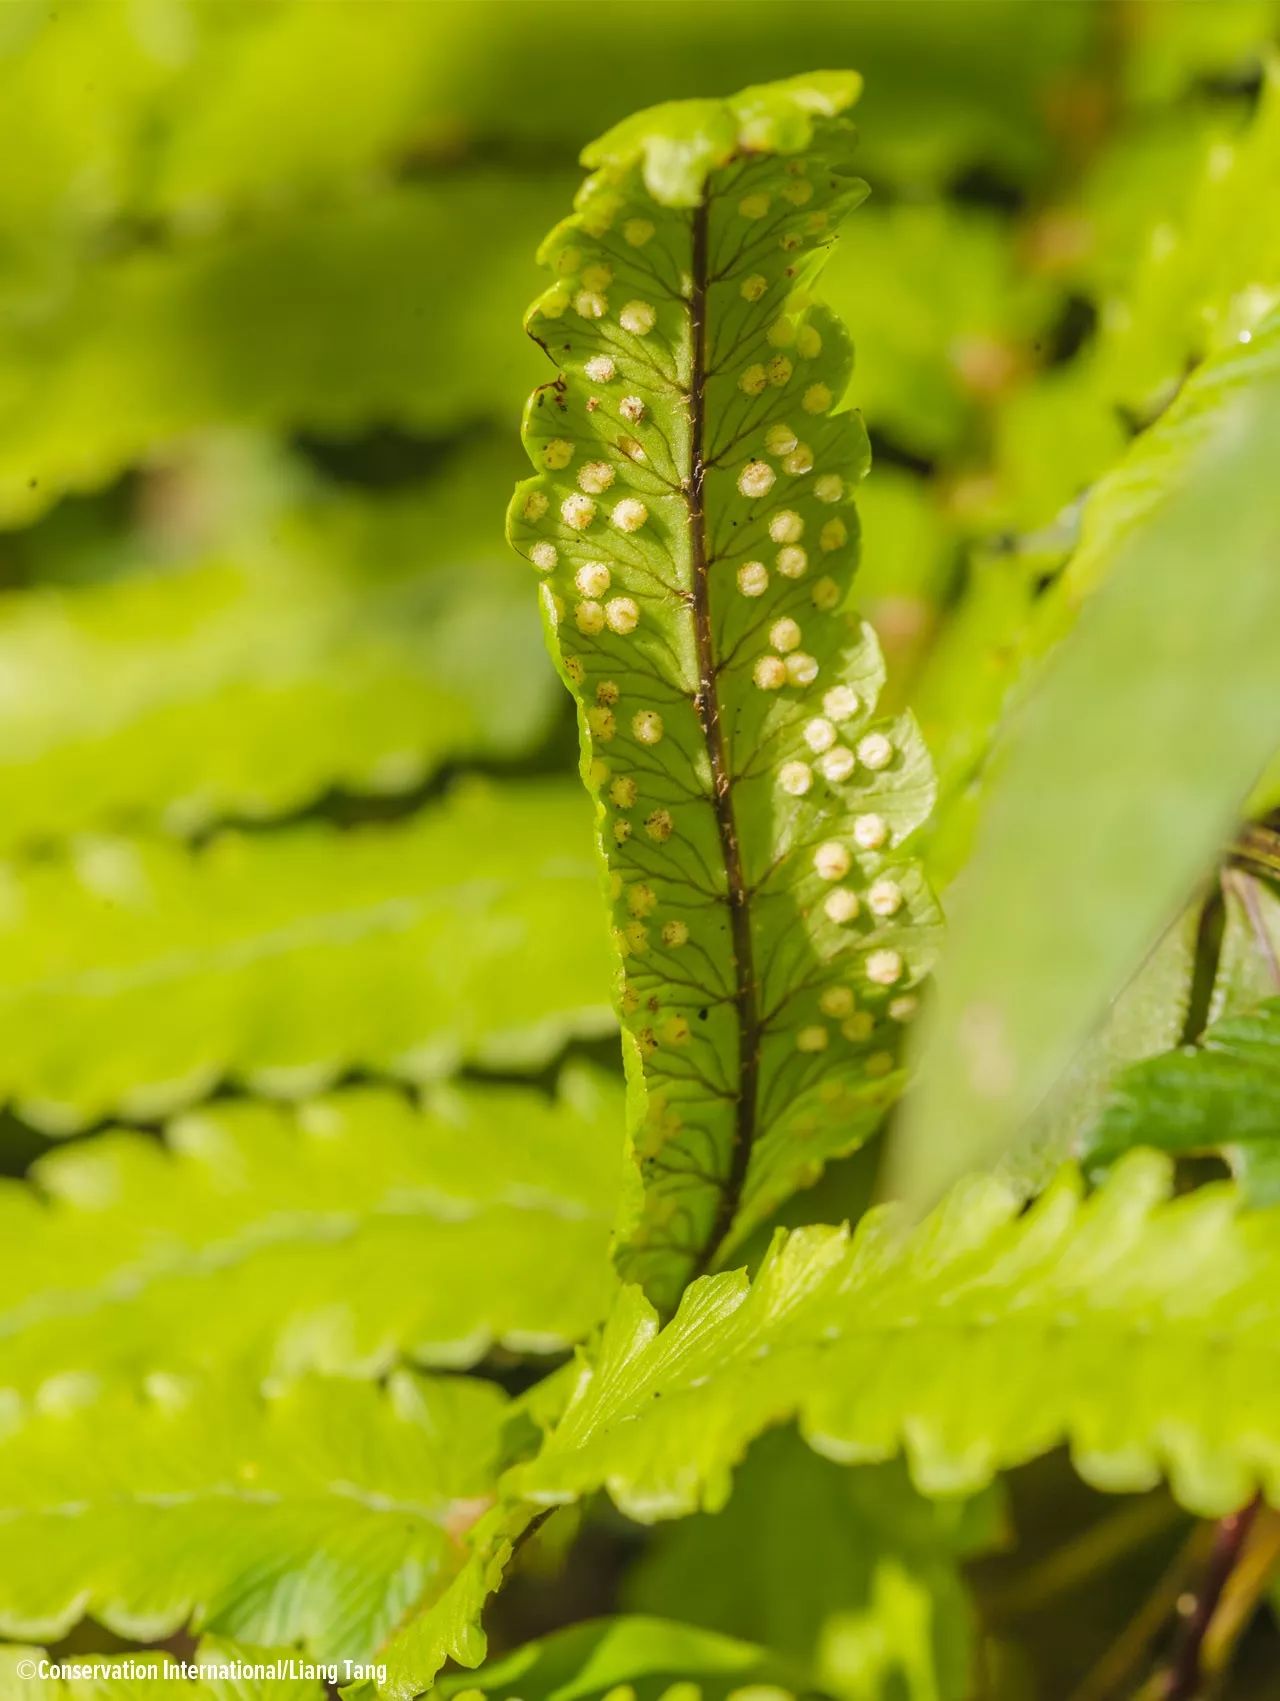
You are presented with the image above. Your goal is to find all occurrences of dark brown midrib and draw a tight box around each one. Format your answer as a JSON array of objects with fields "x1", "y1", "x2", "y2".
[{"x1": 685, "y1": 195, "x2": 760, "y2": 1281}]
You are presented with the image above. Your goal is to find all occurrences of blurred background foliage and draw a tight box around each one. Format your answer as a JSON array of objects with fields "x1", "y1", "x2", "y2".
[{"x1": 2, "y1": 2, "x2": 1280, "y2": 1696}]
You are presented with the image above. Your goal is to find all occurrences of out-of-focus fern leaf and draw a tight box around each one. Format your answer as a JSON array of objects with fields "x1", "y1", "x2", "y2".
[
  {"x1": 627, "y1": 1431, "x2": 1002, "y2": 1701},
  {"x1": 0, "y1": 1067, "x2": 622, "y2": 1395},
  {"x1": 0, "y1": 0, "x2": 1094, "y2": 313},
  {"x1": 893, "y1": 309, "x2": 1280, "y2": 1201},
  {"x1": 431, "y1": 1615, "x2": 810, "y2": 1701},
  {"x1": 509, "y1": 75, "x2": 939, "y2": 1311},
  {"x1": 0, "y1": 180, "x2": 566, "y2": 527},
  {"x1": 377, "y1": 1502, "x2": 545, "y2": 1701},
  {"x1": 0, "y1": 782, "x2": 613, "y2": 1132},
  {"x1": 823, "y1": 202, "x2": 1054, "y2": 460},
  {"x1": 513, "y1": 1154, "x2": 1280, "y2": 1521},
  {"x1": 0, "y1": 1637, "x2": 326, "y2": 1701},
  {"x1": 995, "y1": 62, "x2": 1280, "y2": 532},
  {"x1": 1086, "y1": 997, "x2": 1280, "y2": 1202},
  {"x1": 0, "y1": 450, "x2": 558, "y2": 847},
  {"x1": 0, "y1": 1370, "x2": 511, "y2": 1659}
]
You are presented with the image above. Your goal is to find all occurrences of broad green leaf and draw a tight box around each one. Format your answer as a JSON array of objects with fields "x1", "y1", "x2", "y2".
[
  {"x1": 0, "y1": 1370, "x2": 510, "y2": 1659},
  {"x1": 0, "y1": 1637, "x2": 327, "y2": 1701},
  {"x1": 1085, "y1": 995, "x2": 1280, "y2": 1203},
  {"x1": 0, "y1": 179, "x2": 565, "y2": 527},
  {"x1": 0, "y1": 781, "x2": 613, "y2": 1132},
  {"x1": 891, "y1": 310, "x2": 1280, "y2": 1203},
  {"x1": 509, "y1": 75, "x2": 939, "y2": 1311},
  {"x1": 513, "y1": 1153, "x2": 1280, "y2": 1521},
  {"x1": 0, "y1": 449, "x2": 558, "y2": 848},
  {"x1": 432, "y1": 1615, "x2": 809, "y2": 1701},
  {"x1": 0, "y1": 1067, "x2": 622, "y2": 1397},
  {"x1": 627, "y1": 1431, "x2": 1002, "y2": 1701}
]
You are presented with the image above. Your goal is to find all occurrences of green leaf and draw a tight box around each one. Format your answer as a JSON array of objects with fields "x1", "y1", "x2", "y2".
[
  {"x1": 509, "y1": 75, "x2": 939, "y2": 1311},
  {"x1": 993, "y1": 61, "x2": 1280, "y2": 534},
  {"x1": 0, "y1": 180, "x2": 565, "y2": 527},
  {"x1": 377, "y1": 1502, "x2": 544, "y2": 1701},
  {"x1": 1085, "y1": 995, "x2": 1280, "y2": 1203},
  {"x1": 0, "y1": 1066, "x2": 622, "y2": 1395},
  {"x1": 432, "y1": 1614, "x2": 809, "y2": 1701},
  {"x1": 511, "y1": 1153, "x2": 1280, "y2": 1521},
  {"x1": 0, "y1": 450, "x2": 558, "y2": 848},
  {"x1": 0, "y1": 781, "x2": 613, "y2": 1132},
  {"x1": 891, "y1": 307, "x2": 1280, "y2": 1203},
  {"x1": 0, "y1": 1370, "x2": 510, "y2": 1659},
  {"x1": 627, "y1": 1431, "x2": 1002, "y2": 1701},
  {"x1": 0, "y1": 1637, "x2": 328, "y2": 1701}
]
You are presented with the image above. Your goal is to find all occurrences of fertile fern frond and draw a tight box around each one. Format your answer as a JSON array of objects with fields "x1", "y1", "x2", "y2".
[
  {"x1": 508, "y1": 74, "x2": 939, "y2": 1310},
  {"x1": 0, "y1": 1068, "x2": 622, "y2": 1395},
  {"x1": 512, "y1": 1153, "x2": 1280, "y2": 1521},
  {"x1": 0, "y1": 455, "x2": 558, "y2": 848},
  {"x1": 0, "y1": 1372, "x2": 513, "y2": 1660},
  {"x1": 0, "y1": 781, "x2": 612, "y2": 1132}
]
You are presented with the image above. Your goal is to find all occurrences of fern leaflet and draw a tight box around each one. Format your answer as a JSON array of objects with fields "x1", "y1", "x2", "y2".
[
  {"x1": 509, "y1": 74, "x2": 938, "y2": 1310},
  {"x1": 512, "y1": 1154, "x2": 1280, "y2": 1521},
  {"x1": 0, "y1": 782, "x2": 612, "y2": 1132}
]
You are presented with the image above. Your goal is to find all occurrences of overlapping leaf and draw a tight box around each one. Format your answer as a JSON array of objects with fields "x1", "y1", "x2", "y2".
[
  {"x1": 0, "y1": 781, "x2": 613, "y2": 1131},
  {"x1": 894, "y1": 308, "x2": 1280, "y2": 1200},
  {"x1": 0, "y1": 1371, "x2": 511, "y2": 1659},
  {"x1": 512, "y1": 1153, "x2": 1280, "y2": 1521},
  {"x1": 0, "y1": 180, "x2": 563, "y2": 527},
  {"x1": 0, "y1": 1067, "x2": 622, "y2": 1396},
  {"x1": 0, "y1": 451, "x2": 557, "y2": 847},
  {"x1": 509, "y1": 75, "x2": 939, "y2": 1311}
]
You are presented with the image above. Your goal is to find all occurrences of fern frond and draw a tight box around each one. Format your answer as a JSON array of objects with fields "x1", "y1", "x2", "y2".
[
  {"x1": 0, "y1": 181, "x2": 564, "y2": 527},
  {"x1": 509, "y1": 75, "x2": 939, "y2": 1310},
  {"x1": 0, "y1": 782, "x2": 612, "y2": 1132},
  {"x1": 0, "y1": 1068, "x2": 622, "y2": 1394},
  {"x1": 1214, "y1": 868, "x2": 1280, "y2": 1019},
  {"x1": 0, "y1": 1371, "x2": 511, "y2": 1659},
  {"x1": 0, "y1": 455, "x2": 557, "y2": 848},
  {"x1": 512, "y1": 1154, "x2": 1280, "y2": 1521}
]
